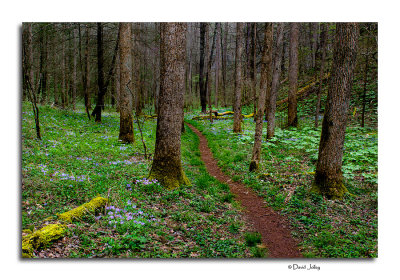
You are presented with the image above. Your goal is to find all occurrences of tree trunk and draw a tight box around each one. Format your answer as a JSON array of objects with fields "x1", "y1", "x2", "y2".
[
  {"x1": 118, "y1": 23, "x2": 135, "y2": 143},
  {"x1": 288, "y1": 22, "x2": 299, "y2": 127},
  {"x1": 199, "y1": 23, "x2": 208, "y2": 113},
  {"x1": 115, "y1": 48, "x2": 121, "y2": 112},
  {"x1": 61, "y1": 25, "x2": 66, "y2": 109},
  {"x1": 92, "y1": 22, "x2": 105, "y2": 122},
  {"x1": 249, "y1": 23, "x2": 273, "y2": 172},
  {"x1": 266, "y1": 23, "x2": 284, "y2": 139},
  {"x1": 233, "y1": 23, "x2": 243, "y2": 133},
  {"x1": 92, "y1": 22, "x2": 119, "y2": 122},
  {"x1": 133, "y1": 23, "x2": 142, "y2": 116},
  {"x1": 315, "y1": 23, "x2": 328, "y2": 128},
  {"x1": 84, "y1": 24, "x2": 91, "y2": 119},
  {"x1": 361, "y1": 27, "x2": 371, "y2": 128},
  {"x1": 250, "y1": 23, "x2": 257, "y2": 117},
  {"x1": 23, "y1": 23, "x2": 41, "y2": 140},
  {"x1": 221, "y1": 23, "x2": 228, "y2": 107},
  {"x1": 313, "y1": 22, "x2": 359, "y2": 199},
  {"x1": 206, "y1": 23, "x2": 217, "y2": 122},
  {"x1": 215, "y1": 22, "x2": 220, "y2": 108},
  {"x1": 39, "y1": 26, "x2": 48, "y2": 104},
  {"x1": 149, "y1": 23, "x2": 190, "y2": 189},
  {"x1": 311, "y1": 23, "x2": 319, "y2": 69},
  {"x1": 72, "y1": 25, "x2": 77, "y2": 110}
]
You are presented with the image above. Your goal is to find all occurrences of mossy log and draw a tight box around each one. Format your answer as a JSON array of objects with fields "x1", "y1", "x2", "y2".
[
  {"x1": 143, "y1": 114, "x2": 157, "y2": 119},
  {"x1": 191, "y1": 112, "x2": 254, "y2": 120},
  {"x1": 57, "y1": 197, "x2": 108, "y2": 223},
  {"x1": 22, "y1": 223, "x2": 67, "y2": 258},
  {"x1": 276, "y1": 73, "x2": 330, "y2": 106}
]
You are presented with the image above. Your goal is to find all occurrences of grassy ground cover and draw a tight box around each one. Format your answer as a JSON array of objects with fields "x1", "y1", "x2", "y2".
[{"x1": 22, "y1": 103, "x2": 262, "y2": 258}]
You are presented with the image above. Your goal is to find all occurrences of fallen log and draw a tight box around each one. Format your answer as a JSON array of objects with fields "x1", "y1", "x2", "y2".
[
  {"x1": 192, "y1": 112, "x2": 254, "y2": 120},
  {"x1": 22, "y1": 223, "x2": 67, "y2": 258},
  {"x1": 276, "y1": 73, "x2": 330, "y2": 106},
  {"x1": 22, "y1": 196, "x2": 109, "y2": 258},
  {"x1": 58, "y1": 196, "x2": 108, "y2": 223}
]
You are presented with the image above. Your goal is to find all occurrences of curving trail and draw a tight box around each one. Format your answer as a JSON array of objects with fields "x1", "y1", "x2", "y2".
[{"x1": 186, "y1": 123, "x2": 302, "y2": 258}]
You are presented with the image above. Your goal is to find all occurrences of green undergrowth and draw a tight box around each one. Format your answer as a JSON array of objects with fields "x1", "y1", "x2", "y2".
[
  {"x1": 22, "y1": 103, "x2": 257, "y2": 258},
  {"x1": 187, "y1": 104, "x2": 377, "y2": 258}
]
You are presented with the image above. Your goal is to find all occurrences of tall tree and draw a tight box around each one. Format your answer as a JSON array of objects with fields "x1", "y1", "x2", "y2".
[
  {"x1": 84, "y1": 24, "x2": 91, "y2": 119},
  {"x1": 250, "y1": 23, "x2": 257, "y2": 116},
  {"x1": 266, "y1": 23, "x2": 284, "y2": 139},
  {"x1": 23, "y1": 23, "x2": 41, "y2": 140},
  {"x1": 61, "y1": 24, "x2": 66, "y2": 109},
  {"x1": 221, "y1": 23, "x2": 228, "y2": 107},
  {"x1": 361, "y1": 24, "x2": 372, "y2": 128},
  {"x1": 205, "y1": 23, "x2": 217, "y2": 122},
  {"x1": 313, "y1": 22, "x2": 359, "y2": 199},
  {"x1": 92, "y1": 23, "x2": 119, "y2": 122},
  {"x1": 314, "y1": 23, "x2": 328, "y2": 128},
  {"x1": 148, "y1": 22, "x2": 190, "y2": 189},
  {"x1": 288, "y1": 22, "x2": 299, "y2": 127},
  {"x1": 39, "y1": 25, "x2": 48, "y2": 104},
  {"x1": 114, "y1": 48, "x2": 121, "y2": 112},
  {"x1": 118, "y1": 23, "x2": 135, "y2": 143},
  {"x1": 233, "y1": 22, "x2": 243, "y2": 133},
  {"x1": 72, "y1": 25, "x2": 77, "y2": 110},
  {"x1": 249, "y1": 23, "x2": 273, "y2": 172},
  {"x1": 215, "y1": 22, "x2": 220, "y2": 108},
  {"x1": 92, "y1": 23, "x2": 105, "y2": 122},
  {"x1": 199, "y1": 23, "x2": 208, "y2": 113}
]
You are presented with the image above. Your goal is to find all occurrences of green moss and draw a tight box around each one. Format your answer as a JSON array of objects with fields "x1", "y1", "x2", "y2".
[
  {"x1": 148, "y1": 166, "x2": 191, "y2": 190},
  {"x1": 312, "y1": 173, "x2": 348, "y2": 199},
  {"x1": 22, "y1": 223, "x2": 67, "y2": 258},
  {"x1": 58, "y1": 197, "x2": 108, "y2": 223}
]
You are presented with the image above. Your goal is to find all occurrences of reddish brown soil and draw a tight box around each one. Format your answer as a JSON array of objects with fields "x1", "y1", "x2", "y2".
[{"x1": 187, "y1": 123, "x2": 302, "y2": 258}]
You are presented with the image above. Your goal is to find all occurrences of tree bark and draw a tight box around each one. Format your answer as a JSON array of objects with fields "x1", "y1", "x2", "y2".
[
  {"x1": 118, "y1": 23, "x2": 135, "y2": 143},
  {"x1": 314, "y1": 23, "x2": 328, "y2": 128},
  {"x1": 233, "y1": 23, "x2": 243, "y2": 133},
  {"x1": 266, "y1": 23, "x2": 284, "y2": 139},
  {"x1": 148, "y1": 23, "x2": 190, "y2": 189},
  {"x1": 313, "y1": 22, "x2": 359, "y2": 199},
  {"x1": 288, "y1": 22, "x2": 299, "y2": 127},
  {"x1": 249, "y1": 23, "x2": 273, "y2": 172}
]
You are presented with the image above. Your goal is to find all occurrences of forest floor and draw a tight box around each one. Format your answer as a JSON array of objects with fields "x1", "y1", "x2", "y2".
[{"x1": 21, "y1": 91, "x2": 378, "y2": 258}]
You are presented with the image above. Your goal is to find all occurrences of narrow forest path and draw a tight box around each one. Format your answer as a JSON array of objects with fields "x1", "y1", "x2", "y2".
[{"x1": 186, "y1": 123, "x2": 302, "y2": 258}]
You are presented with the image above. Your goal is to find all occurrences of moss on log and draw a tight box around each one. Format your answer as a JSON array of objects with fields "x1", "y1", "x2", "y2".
[
  {"x1": 192, "y1": 111, "x2": 254, "y2": 120},
  {"x1": 58, "y1": 197, "x2": 108, "y2": 223},
  {"x1": 22, "y1": 223, "x2": 67, "y2": 258}
]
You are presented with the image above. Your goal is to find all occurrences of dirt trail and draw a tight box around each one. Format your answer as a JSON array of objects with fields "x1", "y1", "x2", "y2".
[{"x1": 186, "y1": 123, "x2": 302, "y2": 258}]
